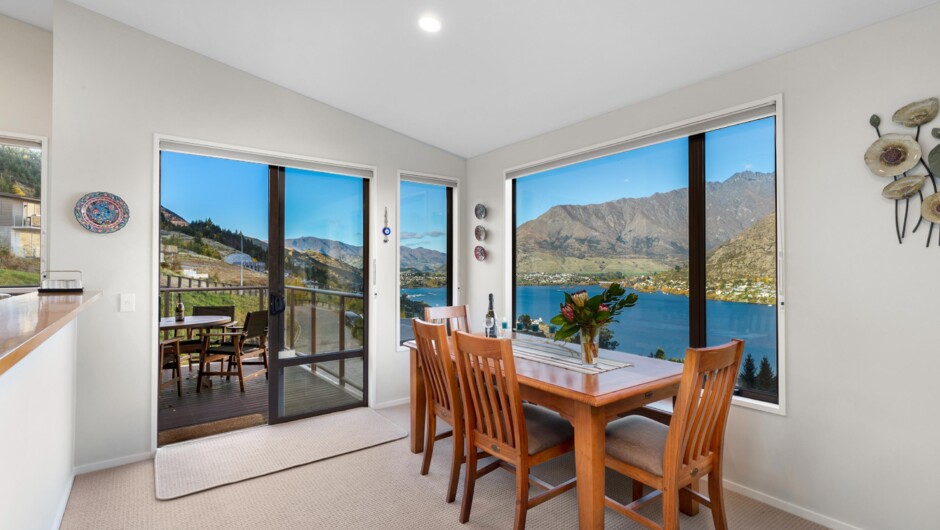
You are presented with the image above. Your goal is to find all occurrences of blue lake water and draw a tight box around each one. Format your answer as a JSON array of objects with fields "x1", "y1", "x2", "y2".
[{"x1": 404, "y1": 285, "x2": 777, "y2": 373}]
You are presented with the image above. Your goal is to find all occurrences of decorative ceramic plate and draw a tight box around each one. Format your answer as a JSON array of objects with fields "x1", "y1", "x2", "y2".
[
  {"x1": 474, "y1": 203, "x2": 487, "y2": 219},
  {"x1": 474, "y1": 225, "x2": 487, "y2": 241},
  {"x1": 473, "y1": 245, "x2": 487, "y2": 261},
  {"x1": 74, "y1": 192, "x2": 130, "y2": 233}
]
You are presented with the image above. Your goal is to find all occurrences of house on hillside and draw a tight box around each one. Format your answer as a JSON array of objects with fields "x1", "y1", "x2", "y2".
[{"x1": 0, "y1": 192, "x2": 40, "y2": 258}]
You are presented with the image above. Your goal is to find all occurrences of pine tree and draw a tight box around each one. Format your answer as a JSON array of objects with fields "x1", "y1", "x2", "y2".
[
  {"x1": 599, "y1": 327, "x2": 619, "y2": 350},
  {"x1": 740, "y1": 353, "x2": 757, "y2": 388},
  {"x1": 756, "y1": 356, "x2": 775, "y2": 391}
]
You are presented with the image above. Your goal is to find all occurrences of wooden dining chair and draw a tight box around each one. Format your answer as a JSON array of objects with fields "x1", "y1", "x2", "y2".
[
  {"x1": 178, "y1": 305, "x2": 236, "y2": 372},
  {"x1": 603, "y1": 339, "x2": 745, "y2": 530},
  {"x1": 453, "y1": 331, "x2": 576, "y2": 530},
  {"x1": 424, "y1": 305, "x2": 472, "y2": 334},
  {"x1": 196, "y1": 310, "x2": 269, "y2": 393},
  {"x1": 158, "y1": 337, "x2": 183, "y2": 397},
  {"x1": 412, "y1": 318, "x2": 466, "y2": 503}
]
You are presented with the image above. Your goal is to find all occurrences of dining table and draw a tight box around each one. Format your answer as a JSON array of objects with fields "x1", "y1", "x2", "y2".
[
  {"x1": 404, "y1": 332, "x2": 686, "y2": 530},
  {"x1": 158, "y1": 315, "x2": 232, "y2": 332}
]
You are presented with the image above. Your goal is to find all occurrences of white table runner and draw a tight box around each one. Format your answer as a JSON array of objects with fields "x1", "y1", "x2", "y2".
[{"x1": 512, "y1": 340, "x2": 632, "y2": 375}]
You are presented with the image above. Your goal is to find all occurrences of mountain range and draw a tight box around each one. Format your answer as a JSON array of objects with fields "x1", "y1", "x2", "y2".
[{"x1": 516, "y1": 171, "x2": 774, "y2": 273}]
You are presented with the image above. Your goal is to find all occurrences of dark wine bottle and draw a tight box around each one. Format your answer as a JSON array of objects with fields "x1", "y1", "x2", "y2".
[
  {"x1": 485, "y1": 293, "x2": 497, "y2": 338},
  {"x1": 174, "y1": 294, "x2": 185, "y2": 322}
]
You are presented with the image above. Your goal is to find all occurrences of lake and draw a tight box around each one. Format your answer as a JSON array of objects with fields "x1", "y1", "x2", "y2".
[{"x1": 403, "y1": 284, "x2": 778, "y2": 373}]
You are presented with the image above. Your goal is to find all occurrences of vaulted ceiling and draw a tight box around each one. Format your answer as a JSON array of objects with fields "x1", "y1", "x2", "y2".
[{"x1": 3, "y1": 0, "x2": 939, "y2": 157}]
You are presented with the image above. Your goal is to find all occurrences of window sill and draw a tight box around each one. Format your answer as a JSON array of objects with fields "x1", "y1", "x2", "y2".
[{"x1": 732, "y1": 394, "x2": 786, "y2": 416}]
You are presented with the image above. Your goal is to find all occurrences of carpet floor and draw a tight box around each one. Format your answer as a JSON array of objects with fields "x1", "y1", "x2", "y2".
[
  {"x1": 154, "y1": 407, "x2": 406, "y2": 499},
  {"x1": 62, "y1": 405, "x2": 828, "y2": 529}
]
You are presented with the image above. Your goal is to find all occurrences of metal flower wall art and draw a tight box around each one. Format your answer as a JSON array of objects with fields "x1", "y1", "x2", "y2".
[{"x1": 866, "y1": 97, "x2": 940, "y2": 246}]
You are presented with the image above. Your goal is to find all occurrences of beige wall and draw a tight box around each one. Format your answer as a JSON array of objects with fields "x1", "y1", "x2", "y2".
[
  {"x1": 0, "y1": 14, "x2": 52, "y2": 139},
  {"x1": 50, "y1": 1, "x2": 465, "y2": 470},
  {"x1": 465, "y1": 4, "x2": 940, "y2": 529}
]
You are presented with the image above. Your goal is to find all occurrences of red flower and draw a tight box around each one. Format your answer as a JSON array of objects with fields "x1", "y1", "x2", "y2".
[
  {"x1": 598, "y1": 304, "x2": 610, "y2": 313},
  {"x1": 561, "y1": 303, "x2": 575, "y2": 322}
]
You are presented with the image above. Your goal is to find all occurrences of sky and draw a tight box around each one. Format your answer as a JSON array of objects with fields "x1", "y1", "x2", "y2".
[
  {"x1": 515, "y1": 117, "x2": 775, "y2": 224},
  {"x1": 400, "y1": 180, "x2": 447, "y2": 253},
  {"x1": 161, "y1": 152, "x2": 364, "y2": 244}
]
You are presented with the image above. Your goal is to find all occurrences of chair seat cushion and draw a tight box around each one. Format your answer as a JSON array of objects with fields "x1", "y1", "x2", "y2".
[
  {"x1": 523, "y1": 403, "x2": 574, "y2": 456},
  {"x1": 605, "y1": 415, "x2": 668, "y2": 476}
]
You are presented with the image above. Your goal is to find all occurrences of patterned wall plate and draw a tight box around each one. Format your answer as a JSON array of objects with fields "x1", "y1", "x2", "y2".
[
  {"x1": 74, "y1": 192, "x2": 130, "y2": 233},
  {"x1": 474, "y1": 203, "x2": 487, "y2": 219},
  {"x1": 474, "y1": 225, "x2": 487, "y2": 241},
  {"x1": 474, "y1": 245, "x2": 487, "y2": 261}
]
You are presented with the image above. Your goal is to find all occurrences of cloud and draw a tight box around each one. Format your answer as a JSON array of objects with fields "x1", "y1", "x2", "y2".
[
  {"x1": 744, "y1": 163, "x2": 753, "y2": 170},
  {"x1": 401, "y1": 230, "x2": 445, "y2": 241}
]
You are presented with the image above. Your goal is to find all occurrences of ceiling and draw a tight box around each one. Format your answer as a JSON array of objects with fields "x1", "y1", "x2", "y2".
[{"x1": 3, "y1": 0, "x2": 939, "y2": 158}]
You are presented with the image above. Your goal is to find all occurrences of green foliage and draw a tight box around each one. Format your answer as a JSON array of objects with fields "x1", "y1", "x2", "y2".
[
  {"x1": 0, "y1": 145, "x2": 41, "y2": 198},
  {"x1": 0, "y1": 267, "x2": 40, "y2": 286},
  {"x1": 739, "y1": 353, "x2": 757, "y2": 388},
  {"x1": 518, "y1": 314, "x2": 533, "y2": 329},
  {"x1": 550, "y1": 283, "x2": 638, "y2": 342},
  {"x1": 162, "y1": 216, "x2": 266, "y2": 262},
  {"x1": 400, "y1": 293, "x2": 430, "y2": 319},
  {"x1": 756, "y1": 356, "x2": 775, "y2": 391},
  {"x1": 649, "y1": 347, "x2": 666, "y2": 360},
  {"x1": 598, "y1": 327, "x2": 618, "y2": 350}
]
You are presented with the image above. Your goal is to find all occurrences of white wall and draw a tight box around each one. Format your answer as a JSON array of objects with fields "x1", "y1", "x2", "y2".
[
  {"x1": 0, "y1": 14, "x2": 52, "y2": 139},
  {"x1": 50, "y1": 1, "x2": 465, "y2": 469},
  {"x1": 465, "y1": 4, "x2": 940, "y2": 529},
  {"x1": 0, "y1": 321, "x2": 78, "y2": 530}
]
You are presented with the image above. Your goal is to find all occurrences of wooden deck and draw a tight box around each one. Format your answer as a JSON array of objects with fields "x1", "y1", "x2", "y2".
[{"x1": 158, "y1": 360, "x2": 364, "y2": 436}]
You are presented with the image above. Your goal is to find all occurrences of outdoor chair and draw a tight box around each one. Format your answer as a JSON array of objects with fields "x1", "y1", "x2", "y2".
[{"x1": 196, "y1": 310, "x2": 269, "y2": 392}]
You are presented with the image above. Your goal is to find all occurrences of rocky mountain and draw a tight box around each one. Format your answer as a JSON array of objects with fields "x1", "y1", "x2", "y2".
[
  {"x1": 400, "y1": 246, "x2": 447, "y2": 272},
  {"x1": 286, "y1": 236, "x2": 363, "y2": 267},
  {"x1": 159, "y1": 206, "x2": 190, "y2": 228},
  {"x1": 516, "y1": 171, "x2": 774, "y2": 272},
  {"x1": 705, "y1": 211, "x2": 776, "y2": 282}
]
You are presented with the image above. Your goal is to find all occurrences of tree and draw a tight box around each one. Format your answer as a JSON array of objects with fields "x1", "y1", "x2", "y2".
[
  {"x1": 649, "y1": 347, "x2": 666, "y2": 360},
  {"x1": 518, "y1": 314, "x2": 532, "y2": 329},
  {"x1": 756, "y1": 356, "x2": 775, "y2": 391},
  {"x1": 740, "y1": 353, "x2": 757, "y2": 388},
  {"x1": 598, "y1": 327, "x2": 619, "y2": 350}
]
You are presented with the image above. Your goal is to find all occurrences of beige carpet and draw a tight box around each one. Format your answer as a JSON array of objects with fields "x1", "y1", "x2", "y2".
[
  {"x1": 63, "y1": 405, "x2": 828, "y2": 529},
  {"x1": 154, "y1": 407, "x2": 406, "y2": 499}
]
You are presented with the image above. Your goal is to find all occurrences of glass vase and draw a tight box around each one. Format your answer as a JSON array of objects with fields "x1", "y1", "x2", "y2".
[{"x1": 580, "y1": 327, "x2": 599, "y2": 366}]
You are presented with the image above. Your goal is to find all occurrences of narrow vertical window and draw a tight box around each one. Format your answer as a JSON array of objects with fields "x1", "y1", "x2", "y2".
[
  {"x1": 399, "y1": 178, "x2": 453, "y2": 343},
  {"x1": 0, "y1": 139, "x2": 42, "y2": 288}
]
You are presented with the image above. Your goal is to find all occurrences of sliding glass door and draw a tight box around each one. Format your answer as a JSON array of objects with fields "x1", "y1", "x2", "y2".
[{"x1": 267, "y1": 166, "x2": 369, "y2": 423}]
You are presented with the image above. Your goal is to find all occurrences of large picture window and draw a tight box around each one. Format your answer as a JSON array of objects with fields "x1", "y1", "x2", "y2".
[
  {"x1": 399, "y1": 177, "x2": 454, "y2": 343},
  {"x1": 512, "y1": 110, "x2": 781, "y2": 406},
  {"x1": 0, "y1": 137, "x2": 43, "y2": 288}
]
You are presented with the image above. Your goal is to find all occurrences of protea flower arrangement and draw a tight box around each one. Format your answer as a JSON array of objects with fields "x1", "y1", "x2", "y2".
[{"x1": 550, "y1": 283, "x2": 638, "y2": 365}]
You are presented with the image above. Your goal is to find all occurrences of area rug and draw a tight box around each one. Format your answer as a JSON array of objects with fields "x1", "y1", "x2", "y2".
[{"x1": 154, "y1": 407, "x2": 406, "y2": 499}]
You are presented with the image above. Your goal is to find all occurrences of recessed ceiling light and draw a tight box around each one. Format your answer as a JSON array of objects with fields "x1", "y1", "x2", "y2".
[{"x1": 418, "y1": 15, "x2": 441, "y2": 33}]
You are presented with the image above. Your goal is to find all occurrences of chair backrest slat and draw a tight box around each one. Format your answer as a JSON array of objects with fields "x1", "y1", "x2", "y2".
[
  {"x1": 425, "y1": 305, "x2": 472, "y2": 335},
  {"x1": 454, "y1": 331, "x2": 524, "y2": 455},
  {"x1": 412, "y1": 319, "x2": 459, "y2": 417},
  {"x1": 665, "y1": 340, "x2": 744, "y2": 473},
  {"x1": 193, "y1": 305, "x2": 236, "y2": 319}
]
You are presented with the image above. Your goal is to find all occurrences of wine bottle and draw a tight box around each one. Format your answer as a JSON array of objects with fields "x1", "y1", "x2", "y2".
[
  {"x1": 485, "y1": 293, "x2": 497, "y2": 338},
  {"x1": 174, "y1": 294, "x2": 185, "y2": 322}
]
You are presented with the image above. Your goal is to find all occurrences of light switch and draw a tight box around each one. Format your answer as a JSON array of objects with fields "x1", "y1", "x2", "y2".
[{"x1": 119, "y1": 293, "x2": 136, "y2": 312}]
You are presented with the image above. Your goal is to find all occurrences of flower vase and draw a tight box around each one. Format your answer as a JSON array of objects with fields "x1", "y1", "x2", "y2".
[{"x1": 580, "y1": 327, "x2": 599, "y2": 366}]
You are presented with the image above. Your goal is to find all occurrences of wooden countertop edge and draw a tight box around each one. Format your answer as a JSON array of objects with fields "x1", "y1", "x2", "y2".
[{"x1": 0, "y1": 291, "x2": 101, "y2": 378}]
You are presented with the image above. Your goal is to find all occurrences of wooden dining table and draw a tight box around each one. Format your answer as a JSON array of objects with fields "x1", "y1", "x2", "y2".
[
  {"x1": 405, "y1": 333, "x2": 685, "y2": 530},
  {"x1": 158, "y1": 315, "x2": 232, "y2": 332}
]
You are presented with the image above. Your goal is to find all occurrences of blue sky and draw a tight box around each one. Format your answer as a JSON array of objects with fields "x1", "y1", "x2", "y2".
[
  {"x1": 161, "y1": 152, "x2": 364, "y2": 244},
  {"x1": 400, "y1": 181, "x2": 447, "y2": 253},
  {"x1": 516, "y1": 117, "x2": 775, "y2": 224}
]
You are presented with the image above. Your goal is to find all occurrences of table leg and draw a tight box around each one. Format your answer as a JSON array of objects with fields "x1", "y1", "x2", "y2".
[
  {"x1": 573, "y1": 403, "x2": 606, "y2": 530},
  {"x1": 409, "y1": 348, "x2": 426, "y2": 454}
]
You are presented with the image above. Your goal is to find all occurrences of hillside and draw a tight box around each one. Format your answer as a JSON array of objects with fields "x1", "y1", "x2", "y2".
[
  {"x1": 286, "y1": 236, "x2": 362, "y2": 267},
  {"x1": 516, "y1": 171, "x2": 774, "y2": 274},
  {"x1": 400, "y1": 246, "x2": 447, "y2": 272},
  {"x1": 0, "y1": 144, "x2": 41, "y2": 198}
]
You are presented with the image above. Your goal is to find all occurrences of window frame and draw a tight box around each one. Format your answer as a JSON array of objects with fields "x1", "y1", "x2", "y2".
[
  {"x1": 505, "y1": 95, "x2": 786, "y2": 415},
  {"x1": 396, "y1": 170, "x2": 459, "y2": 349},
  {"x1": 0, "y1": 131, "x2": 48, "y2": 292}
]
